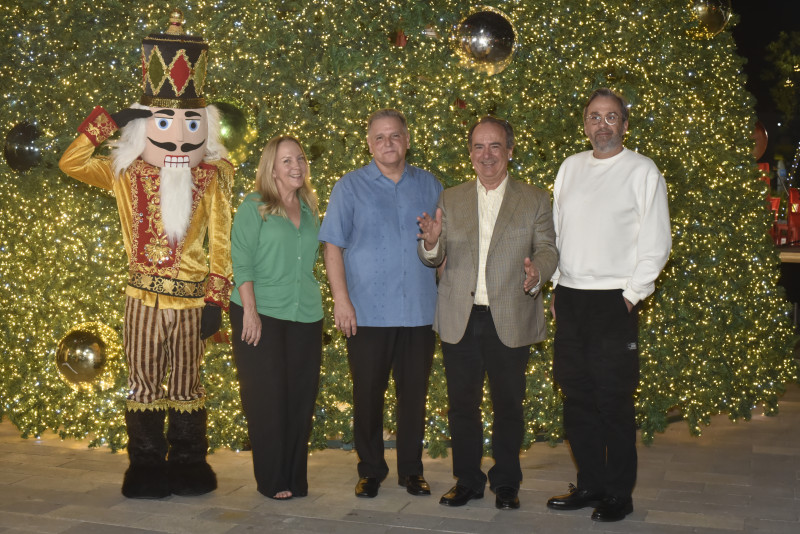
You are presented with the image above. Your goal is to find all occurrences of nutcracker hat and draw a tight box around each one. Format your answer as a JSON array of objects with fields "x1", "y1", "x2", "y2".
[{"x1": 140, "y1": 9, "x2": 208, "y2": 109}]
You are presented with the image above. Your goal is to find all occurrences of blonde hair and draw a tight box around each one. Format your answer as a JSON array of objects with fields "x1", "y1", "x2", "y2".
[{"x1": 255, "y1": 136, "x2": 318, "y2": 220}]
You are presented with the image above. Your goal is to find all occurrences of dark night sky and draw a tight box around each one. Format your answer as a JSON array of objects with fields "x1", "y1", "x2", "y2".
[{"x1": 730, "y1": 0, "x2": 800, "y2": 162}]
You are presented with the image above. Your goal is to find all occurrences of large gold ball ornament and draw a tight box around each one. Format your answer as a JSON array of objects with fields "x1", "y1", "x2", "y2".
[
  {"x1": 689, "y1": 0, "x2": 731, "y2": 38},
  {"x1": 453, "y1": 7, "x2": 516, "y2": 76},
  {"x1": 212, "y1": 101, "x2": 248, "y2": 152},
  {"x1": 56, "y1": 323, "x2": 119, "y2": 387}
]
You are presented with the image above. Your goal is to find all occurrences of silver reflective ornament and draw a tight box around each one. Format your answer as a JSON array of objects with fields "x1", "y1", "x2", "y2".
[{"x1": 454, "y1": 9, "x2": 516, "y2": 75}]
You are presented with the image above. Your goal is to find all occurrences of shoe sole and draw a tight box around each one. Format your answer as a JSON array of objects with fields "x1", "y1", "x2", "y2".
[
  {"x1": 546, "y1": 498, "x2": 602, "y2": 510},
  {"x1": 591, "y1": 504, "x2": 633, "y2": 522},
  {"x1": 439, "y1": 495, "x2": 484, "y2": 506}
]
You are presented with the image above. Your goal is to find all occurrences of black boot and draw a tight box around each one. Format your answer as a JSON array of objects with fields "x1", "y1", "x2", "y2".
[
  {"x1": 167, "y1": 407, "x2": 217, "y2": 496},
  {"x1": 122, "y1": 409, "x2": 170, "y2": 499}
]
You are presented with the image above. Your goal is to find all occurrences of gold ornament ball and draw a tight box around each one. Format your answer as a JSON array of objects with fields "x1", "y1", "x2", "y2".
[
  {"x1": 453, "y1": 8, "x2": 516, "y2": 76},
  {"x1": 56, "y1": 325, "x2": 109, "y2": 384},
  {"x1": 213, "y1": 101, "x2": 248, "y2": 152},
  {"x1": 690, "y1": 0, "x2": 731, "y2": 38}
]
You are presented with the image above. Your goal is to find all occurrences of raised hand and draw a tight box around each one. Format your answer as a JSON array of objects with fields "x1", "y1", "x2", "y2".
[{"x1": 416, "y1": 208, "x2": 443, "y2": 250}]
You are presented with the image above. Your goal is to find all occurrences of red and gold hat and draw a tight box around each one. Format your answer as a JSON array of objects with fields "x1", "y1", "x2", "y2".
[{"x1": 140, "y1": 9, "x2": 208, "y2": 109}]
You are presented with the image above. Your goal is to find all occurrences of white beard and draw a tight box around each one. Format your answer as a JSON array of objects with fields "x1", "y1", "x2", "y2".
[{"x1": 159, "y1": 167, "x2": 194, "y2": 243}]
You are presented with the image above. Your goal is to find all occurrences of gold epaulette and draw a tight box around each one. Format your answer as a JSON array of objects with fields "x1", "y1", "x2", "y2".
[{"x1": 206, "y1": 159, "x2": 234, "y2": 198}]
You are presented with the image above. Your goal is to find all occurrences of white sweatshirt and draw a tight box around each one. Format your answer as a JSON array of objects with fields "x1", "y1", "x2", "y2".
[{"x1": 552, "y1": 148, "x2": 672, "y2": 305}]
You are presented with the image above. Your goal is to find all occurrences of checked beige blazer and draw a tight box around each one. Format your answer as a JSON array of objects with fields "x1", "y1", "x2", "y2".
[{"x1": 418, "y1": 177, "x2": 558, "y2": 347}]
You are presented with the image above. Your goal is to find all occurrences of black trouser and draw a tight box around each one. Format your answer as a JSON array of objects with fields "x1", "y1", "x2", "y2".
[
  {"x1": 553, "y1": 285, "x2": 640, "y2": 500},
  {"x1": 346, "y1": 326, "x2": 434, "y2": 480},
  {"x1": 441, "y1": 307, "x2": 530, "y2": 492},
  {"x1": 230, "y1": 303, "x2": 322, "y2": 497}
]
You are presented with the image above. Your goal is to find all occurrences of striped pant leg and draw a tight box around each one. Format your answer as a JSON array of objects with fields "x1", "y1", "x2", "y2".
[
  {"x1": 164, "y1": 305, "x2": 206, "y2": 410},
  {"x1": 123, "y1": 296, "x2": 169, "y2": 408}
]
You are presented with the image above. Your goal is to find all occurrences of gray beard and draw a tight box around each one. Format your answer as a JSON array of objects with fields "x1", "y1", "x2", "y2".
[{"x1": 159, "y1": 167, "x2": 194, "y2": 243}]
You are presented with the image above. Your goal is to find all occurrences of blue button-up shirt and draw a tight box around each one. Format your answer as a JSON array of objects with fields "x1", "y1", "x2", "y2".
[{"x1": 319, "y1": 160, "x2": 443, "y2": 327}]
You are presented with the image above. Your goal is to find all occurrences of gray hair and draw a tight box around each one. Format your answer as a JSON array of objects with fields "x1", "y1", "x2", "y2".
[
  {"x1": 367, "y1": 108, "x2": 408, "y2": 133},
  {"x1": 584, "y1": 88, "x2": 629, "y2": 124},
  {"x1": 468, "y1": 116, "x2": 514, "y2": 149}
]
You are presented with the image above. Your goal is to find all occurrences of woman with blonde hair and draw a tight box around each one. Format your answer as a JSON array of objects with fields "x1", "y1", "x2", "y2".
[{"x1": 229, "y1": 136, "x2": 322, "y2": 499}]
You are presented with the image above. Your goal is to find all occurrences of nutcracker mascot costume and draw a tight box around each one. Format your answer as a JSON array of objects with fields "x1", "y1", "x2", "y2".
[{"x1": 59, "y1": 9, "x2": 233, "y2": 499}]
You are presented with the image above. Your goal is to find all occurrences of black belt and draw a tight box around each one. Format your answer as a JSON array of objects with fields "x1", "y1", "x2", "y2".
[{"x1": 472, "y1": 304, "x2": 490, "y2": 312}]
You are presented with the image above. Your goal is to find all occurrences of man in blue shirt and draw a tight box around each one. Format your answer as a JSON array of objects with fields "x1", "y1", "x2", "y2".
[{"x1": 319, "y1": 109, "x2": 443, "y2": 499}]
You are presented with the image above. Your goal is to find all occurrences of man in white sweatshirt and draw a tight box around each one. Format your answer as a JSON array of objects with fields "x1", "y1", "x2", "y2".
[{"x1": 545, "y1": 88, "x2": 671, "y2": 522}]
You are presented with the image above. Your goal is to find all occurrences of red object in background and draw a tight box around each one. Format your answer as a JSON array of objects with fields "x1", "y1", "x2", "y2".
[
  {"x1": 787, "y1": 188, "x2": 800, "y2": 245},
  {"x1": 394, "y1": 29, "x2": 407, "y2": 47},
  {"x1": 759, "y1": 163, "x2": 783, "y2": 244},
  {"x1": 211, "y1": 330, "x2": 230, "y2": 344},
  {"x1": 752, "y1": 120, "x2": 768, "y2": 160}
]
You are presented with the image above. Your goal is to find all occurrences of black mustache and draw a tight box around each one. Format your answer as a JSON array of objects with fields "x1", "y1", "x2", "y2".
[
  {"x1": 181, "y1": 141, "x2": 205, "y2": 152},
  {"x1": 147, "y1": 138, "x2": 205, "y2": 152}
]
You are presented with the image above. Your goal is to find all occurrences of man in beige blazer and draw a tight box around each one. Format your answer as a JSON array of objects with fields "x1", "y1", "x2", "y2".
[{"x1": 417, "y1": 117, "x2": 557, "y2": 510}]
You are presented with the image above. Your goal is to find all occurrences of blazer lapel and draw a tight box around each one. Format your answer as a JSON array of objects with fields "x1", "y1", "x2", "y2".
[
  {"x1": 488, "y1": 179, "x2": 521, "y2": 257},
  {"x1": 462, "y1": 182, "x2": 480, "y2": 272}
]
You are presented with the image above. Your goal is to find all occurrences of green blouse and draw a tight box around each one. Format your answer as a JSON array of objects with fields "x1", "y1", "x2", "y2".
[{"x1": 230, "y1": 192, "x2": 323, "y2": 323}]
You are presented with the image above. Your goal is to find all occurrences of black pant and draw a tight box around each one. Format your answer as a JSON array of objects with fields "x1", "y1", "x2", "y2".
[
  {"x1": 553, "y1": 285, "x2": 640, "y2": 500},
  {"x1": 441, "y1": 307, "x2": 530, "y2": 492},
  {"x1": 230, "y1": 303, "x2": 322, "y2": 497},
  {"x1": 346, "y1": 326, "x2": 434, "y2": 480}
]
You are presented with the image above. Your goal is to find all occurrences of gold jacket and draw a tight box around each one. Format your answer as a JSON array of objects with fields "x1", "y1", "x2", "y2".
[{"x1": 59, "y1": 106, "x2": 233, "y2": 310}]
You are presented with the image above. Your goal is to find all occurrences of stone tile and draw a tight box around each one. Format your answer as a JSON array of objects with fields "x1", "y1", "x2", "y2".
[
  {"x1": 645, "y1": 509, "x2": 745, "y2": 530},
  {"x1": 747, "y1": 495, "x2": 800, "y2": 521},
  {"x1": 0, "y1": 510, "x2": 79, "y2": 533},
  {"x1": 1, "y1": 383, "x2": 800, "y2": 534},
  {"x1": 132, "y1": 513, "x2": 234, "y2": 534},
  {"x1": 10, "y1": 475, "x2": 104, "y2": 494},
  {"x1": 59, "y1": 524, "x2": 162, "y2": 534},
  {"x1": 43, "y1": 504, "x2": 146, "y2": 526},
  {"x1": 0, "y1": 500, "x2": 63, "y2": 516},
  {"x1": 743, "y1": 518, "x2": 800, "y2": 533},
  {"x1": 0, "y1": 472, "x2": 29, "y2": 485},
  {"x1": 657, "y1": 489, "x2": 751, "y2": 507},
  {"x1": 662, "y1": 470, "x2": 750, "y2": 486},
  {"x1": 753, "y1": 445, "x2": 800, "y2": 456}
]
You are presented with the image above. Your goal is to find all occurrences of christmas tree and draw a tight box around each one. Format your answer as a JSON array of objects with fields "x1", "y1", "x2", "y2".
[{"x1": 0, "y1": 0, "x2": 796, "y2": 454}]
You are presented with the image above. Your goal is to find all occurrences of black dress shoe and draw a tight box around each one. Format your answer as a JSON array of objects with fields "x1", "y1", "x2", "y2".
[
  {"x1": 494, "y1": 486, "x2": 520, "y2": 509},
  {"x1": 439, "y1": 485, "x2": 483, "y2": 506},
  {"x1": 355, "y1": 477, "x2": 380, "y2": 498},
  {"x1": 546, "y1": 483, "x2": 604, "y2": 510},
  {"x1": 591, "y1": 496, "x2": 633, "y2": 522},
  {"x1": 398, "y1": 475, "x2": 431, "y2": 496}
]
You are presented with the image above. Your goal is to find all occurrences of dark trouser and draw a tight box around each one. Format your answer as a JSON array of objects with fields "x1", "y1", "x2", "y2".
[
  {"x1": 346, "y1": 326, "x2": 434, "y2": 480},
  {"x1": 552, "y1": 285, "x2": 640, "y2": 500},
  {"x1": 441, "y1": 307, "x2": 530, "y2": 493},
  {"x1": 230, "y1": 303, "x2": 322, "y2": 497}
]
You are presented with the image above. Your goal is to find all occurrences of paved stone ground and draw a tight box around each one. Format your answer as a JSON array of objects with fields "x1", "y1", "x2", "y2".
[{"x1": 1, "y1": 383, "x2": 799, "y2": 533}]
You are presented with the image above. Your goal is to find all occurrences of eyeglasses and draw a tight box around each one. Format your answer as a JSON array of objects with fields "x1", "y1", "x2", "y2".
[{"x1": 584, "y1": 113, "x2": 620, "y2": 126}]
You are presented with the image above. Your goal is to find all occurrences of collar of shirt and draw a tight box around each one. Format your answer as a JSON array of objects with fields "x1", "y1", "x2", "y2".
[
  {"x1": 366, "y1": 158, "x2": 408, "y2": 182},
  {"x1": 476, "y1": 173, "x2": 509, "y2": 198}
]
